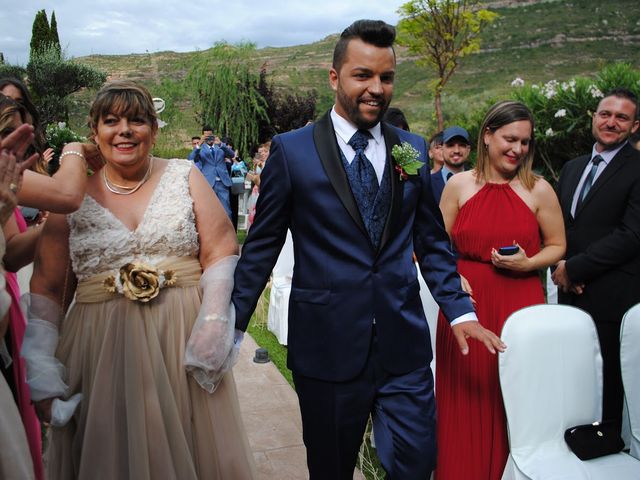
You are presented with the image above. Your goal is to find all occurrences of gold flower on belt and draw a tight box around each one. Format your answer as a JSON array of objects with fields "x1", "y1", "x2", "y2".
[{"x1": 103, "y1": 262, "x2": 177, "y2": 302}]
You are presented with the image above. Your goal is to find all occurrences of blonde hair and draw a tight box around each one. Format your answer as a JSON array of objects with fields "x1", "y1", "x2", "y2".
[
  {"x1": 475, "y1": 100, "x2": 538, "y2": 190},
  {"x1": 88, "y1": 80, "x2": 158, "y2": 135}
]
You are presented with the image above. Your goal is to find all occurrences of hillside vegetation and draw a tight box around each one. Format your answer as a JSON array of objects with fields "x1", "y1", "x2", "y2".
[{"x1": 70, "y1": 0, "x2": 640, "y2": 153}]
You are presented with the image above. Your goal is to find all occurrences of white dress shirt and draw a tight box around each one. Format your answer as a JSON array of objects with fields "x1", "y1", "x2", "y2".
[
  {"x1": 570, "y1": 141, "x2": 627, "y2": 217},
  {"x1": 331, "y1": 108, "x2": 386, "y2": 184}
]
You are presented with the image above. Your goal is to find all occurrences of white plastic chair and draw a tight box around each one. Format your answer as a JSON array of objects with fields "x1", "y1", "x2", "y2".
[
  {"x1": 500, "y1": 304, "x2": 640, "y2": 479},
  {"x1": 621, "y1": 303, "x2": 640, "y2": 460},
  {"x1": 267, "y1": 230, "x2": 294, "y2": 345}
]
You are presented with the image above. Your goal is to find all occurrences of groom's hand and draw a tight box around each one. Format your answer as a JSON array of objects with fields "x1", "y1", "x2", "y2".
[{"x1": 452, "y1": 321, "x2": 506, "y2": 356}]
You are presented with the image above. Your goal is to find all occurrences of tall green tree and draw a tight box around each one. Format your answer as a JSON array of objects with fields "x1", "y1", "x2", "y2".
[
  {"x1": 23, "y1": 10, "x2": 107, "y2": 126},
  {"x1": 27, "y1": 46, "x2": 106, "y2": 126},
  {"x1": 397, "y1": 0, "x2": 498, "y2": 130},
  {"x1": 29, "y1": 9, "x2": 52, "y2": 59},
  {"x1": 256, "y1": 64, "x2": 317, "y2": 143},
  {"x1": 49, "y1": 11, "x2": 62, "y2": 58},
  {"x1": 187, "y1": 42, "x2": 268, "y2": 160}
]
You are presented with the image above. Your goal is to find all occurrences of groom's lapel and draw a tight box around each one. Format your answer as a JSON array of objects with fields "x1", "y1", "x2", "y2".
[
  {"x1": 377, "y1": 122, "x2": 404, "y2": 255},
  {"x1": 313, "y1": 111, "x2": 368, "y2": 236}
]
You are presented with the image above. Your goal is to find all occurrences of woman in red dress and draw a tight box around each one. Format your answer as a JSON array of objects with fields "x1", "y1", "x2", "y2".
[{"x1": 435, "y1": 101, "x2": 566, "y2": 480}]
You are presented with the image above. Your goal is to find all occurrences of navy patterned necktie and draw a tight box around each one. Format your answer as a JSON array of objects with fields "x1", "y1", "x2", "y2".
[
  {"x1": 576, "y1": 155, "x2": 603, "y2": 211},
  {"x1": 347, "y1": 129, "x2": 378, "y2": 199}
]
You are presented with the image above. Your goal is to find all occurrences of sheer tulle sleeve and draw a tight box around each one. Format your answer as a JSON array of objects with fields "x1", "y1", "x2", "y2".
[
  {"x1": 21, "y1": 293, "x2": 82, "y2": 426},
  {"x1": 184, "y1": 255, "x2": 238, "y2": 393}
]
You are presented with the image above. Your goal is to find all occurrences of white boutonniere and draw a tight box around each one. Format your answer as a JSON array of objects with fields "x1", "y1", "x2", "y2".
[{"x1": 392, "y1": 142, "x2": 424, "y2": 181}]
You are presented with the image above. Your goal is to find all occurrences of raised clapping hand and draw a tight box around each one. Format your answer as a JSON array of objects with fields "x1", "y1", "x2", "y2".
[
  {"x1": 0, "y1": 124, "x2": 38, "y2": 224},
  {"x1": 452, "y1": 321, "x2": 507, "y2": 356}
]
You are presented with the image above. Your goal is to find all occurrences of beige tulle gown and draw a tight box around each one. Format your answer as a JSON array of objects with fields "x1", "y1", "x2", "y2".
[{"x1": 46, "y1": 160, "x2": 256, "y2": 479}]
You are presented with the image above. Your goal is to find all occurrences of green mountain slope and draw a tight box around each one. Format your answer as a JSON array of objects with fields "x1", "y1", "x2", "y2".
[{"x1": 72, "y1": 0, "x2": 640, "y2": 150}]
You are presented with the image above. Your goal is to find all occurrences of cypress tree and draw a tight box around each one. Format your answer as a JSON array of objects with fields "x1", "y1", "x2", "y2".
[
  {"x1": 50, "y1": 11, "x2": 61, "y2": 58},
  {"x1": 29, "y1": 9, "x2": 51, "y2": 60}
]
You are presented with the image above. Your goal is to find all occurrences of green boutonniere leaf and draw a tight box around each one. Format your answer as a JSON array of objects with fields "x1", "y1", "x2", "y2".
[{"x1": 392, "y1": 142, "x2": 424, "y2": 176}]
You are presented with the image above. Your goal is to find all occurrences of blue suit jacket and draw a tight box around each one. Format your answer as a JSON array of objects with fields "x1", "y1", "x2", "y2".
[
  {"x1": 430, "y1": 170, "x2": 445, "y2": 204},
  {"x1": 192, "y1": 143, "x2": 232, "y2": 188},
  {"x1": 232, "y1": 111, "x2": 473, "y2": 382}
]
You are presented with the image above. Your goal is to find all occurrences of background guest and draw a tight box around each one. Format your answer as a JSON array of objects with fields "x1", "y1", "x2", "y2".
[
  {"x1": 436, "y1": 100, "x2": 565, "y2": 480},
  {"x1": 190, "y1": 126, "x2": 233, "y2": 219},
  {"x1": 0, "y1": 115, "x2": 38, "y2": 480},
  {"x1": 552, "y1": 88, "x2": 640, "y2": 435},
  {"x1": 0, "y1": 78, "x2": 54, "y2": 176},
  {"x1": 383, "y1": 106, "x2": 410, "y2": 131},
  {"x1": 0, "y1": 94, "x2": 44, "y2": 480},
  {"x1": 431, "y1": 126, "x2": 471, "y2": 203},
  {"x1": 428, "y1": 130, "x2": 444, "y2": 173}
]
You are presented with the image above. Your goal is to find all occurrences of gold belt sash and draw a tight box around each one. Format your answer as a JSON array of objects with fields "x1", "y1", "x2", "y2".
[{"x1": 75, "y1": 256, "x2": 202, "y2": 304}]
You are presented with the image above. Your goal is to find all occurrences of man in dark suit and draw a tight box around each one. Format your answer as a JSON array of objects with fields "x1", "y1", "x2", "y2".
[
  {"x1": 553, "y1": 88, "x2": 640, "y2": 433},
  {"x1": 430, "y1": 126, "x2": 471, "y2": 204},
  {"x1": 232, "y1": 19, "x2": 504, "y2": 479}
]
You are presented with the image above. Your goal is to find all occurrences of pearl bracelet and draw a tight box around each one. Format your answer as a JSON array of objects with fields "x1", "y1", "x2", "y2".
[{"x1": 59, "y1": 150, "x2": 86, "y2": 164}]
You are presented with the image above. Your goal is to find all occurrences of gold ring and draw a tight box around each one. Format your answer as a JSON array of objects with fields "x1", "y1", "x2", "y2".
[{"x1": 9, "y1": 182, "x2": 17, "y2": 193}]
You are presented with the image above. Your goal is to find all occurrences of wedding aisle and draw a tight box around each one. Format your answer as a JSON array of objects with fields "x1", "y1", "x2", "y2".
[{"x1": 235, "y1": 335, "x2": 365, "y2": 479}]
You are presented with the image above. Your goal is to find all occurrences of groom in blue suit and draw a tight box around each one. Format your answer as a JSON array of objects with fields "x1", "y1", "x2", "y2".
[{"x1": 232, "y1": 20, "x2": 504, "y2": 480}]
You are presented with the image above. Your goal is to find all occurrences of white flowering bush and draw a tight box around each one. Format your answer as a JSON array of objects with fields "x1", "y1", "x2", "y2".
[
  {"x1": 510, "y1": 63, "x2": 640, "y2": 182},
  {"x1": 45, "y1": 122, "x2": 85, "y2": 154}
]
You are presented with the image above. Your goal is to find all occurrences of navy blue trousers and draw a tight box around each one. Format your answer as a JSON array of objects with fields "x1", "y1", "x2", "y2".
[{"x1": 292, "y1": 332, "x2": 436, "y2": 480}]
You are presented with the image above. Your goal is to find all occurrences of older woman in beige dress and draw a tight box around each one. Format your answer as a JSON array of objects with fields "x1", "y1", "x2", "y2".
[{"x1": 24, "y1": 81, "x2": 256, "y2": 479}]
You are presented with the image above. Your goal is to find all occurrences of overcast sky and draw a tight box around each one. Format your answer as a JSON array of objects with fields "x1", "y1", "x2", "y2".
[{"x1": 1, "y1": 1, "x2": 401, "y2": 65}]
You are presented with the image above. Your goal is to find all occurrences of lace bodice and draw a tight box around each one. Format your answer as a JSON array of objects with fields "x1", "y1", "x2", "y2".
[{"x1": 68, "y1": 159, "x2": 199, "y2": 280}]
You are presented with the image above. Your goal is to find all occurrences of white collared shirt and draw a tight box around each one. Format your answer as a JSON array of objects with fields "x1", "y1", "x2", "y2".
[
  {"x1": 570, "y1": 141, "x2": 627, "y2": 216},
  {"x1": 330, "y1": 106, "x2": 477, "y2": 327},
  {"x1": 331, "y1": 107, "x2": 386, "y2": 184}
]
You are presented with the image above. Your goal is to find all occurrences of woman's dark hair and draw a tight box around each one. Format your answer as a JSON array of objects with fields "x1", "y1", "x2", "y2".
[
  {"x1": 0, "y1": 77, "x2": 47, "y2": 167},
  {"x1": 0, "y1": 77, "x2": 40, "y2": 127},
  {"x1": 0, "y1": 94, "x2": 27, "y2": 139},
  {"x1": 383, "y1": 107, "x2": 410, "y2": 131}
]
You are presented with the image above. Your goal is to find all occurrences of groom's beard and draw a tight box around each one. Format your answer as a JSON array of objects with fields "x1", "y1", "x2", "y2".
[{"x1": 336, "y1": 86, "x2": 391, "y2": 131}]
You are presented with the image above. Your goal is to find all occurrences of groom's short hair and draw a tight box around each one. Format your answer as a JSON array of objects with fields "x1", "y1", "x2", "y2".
[{"x1": 332, "y1": 20, "x2": 396, "y2": 72}]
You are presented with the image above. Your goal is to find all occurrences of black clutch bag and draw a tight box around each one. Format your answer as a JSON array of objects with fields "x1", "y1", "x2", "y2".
[{"x1": 564, "y1": 421, "x2": 624, "y2": 460}]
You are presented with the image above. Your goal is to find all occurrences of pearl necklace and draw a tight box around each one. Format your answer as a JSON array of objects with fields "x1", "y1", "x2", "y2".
[{"x1": 103, "y1": 157, "x2": 154, "y2": 195}]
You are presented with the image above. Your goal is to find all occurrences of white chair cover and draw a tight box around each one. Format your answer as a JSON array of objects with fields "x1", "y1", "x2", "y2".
[
  {"x1": 415, "y1": 263, "x2": 438, "y2": 377},
  {"x1": 621, "y1": 303, "x2": 640, "y2": 460},
  {"x1": 267, "y1": 230, "x2": 294, "y2": 345},
  {"x1": 500, "y1": 304, "x2": 640, "y2": 479}
]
